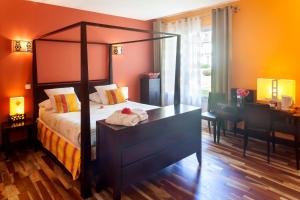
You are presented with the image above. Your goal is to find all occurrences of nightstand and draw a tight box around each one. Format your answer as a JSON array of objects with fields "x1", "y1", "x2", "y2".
[{"x1": 1, "y1": 118, "x2": 35, "y2": 158}]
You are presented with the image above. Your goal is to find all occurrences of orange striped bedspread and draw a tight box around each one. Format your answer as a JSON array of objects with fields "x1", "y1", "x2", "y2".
[{"x1": 37, "y1": 120, "x2": 80, "y2": 180}]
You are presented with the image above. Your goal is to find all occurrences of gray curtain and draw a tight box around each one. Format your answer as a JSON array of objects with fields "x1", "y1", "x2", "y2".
[
  {"x1": 153, "y1": 21, "x2": 166, "y2": 104},
  {"x1": 153, "y1": 21, "x2": 164, "y2": 73},
  {"x1": 211, "y1": 7, "x2": 232, "y2": 101}
]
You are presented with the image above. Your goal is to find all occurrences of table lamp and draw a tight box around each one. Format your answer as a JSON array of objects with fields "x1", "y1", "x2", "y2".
[
  {"x1": 257, "y1": 78, "x2": 296, "y2": 105},
  {"x1": 9, "y1": 97, "x2": 25, "y2": 122},
  {"x1": 257, "y1": 78, "x2": 273, "y2": 101},
  {"x1": 278, "y1": 79, "x2": 296, "y2": 103},
  {"x1": 121, "y1": 87, "x2": 128, "y2": 100}
]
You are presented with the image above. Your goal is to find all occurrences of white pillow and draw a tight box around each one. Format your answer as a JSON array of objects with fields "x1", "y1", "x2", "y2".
[
  {"x1": 44, "y1": 87, "x2": 76, "y2": 98},
  {"x1": 38, "y1": 99, "x2": 53, "y2": 110},
  {"x1": 89, "y1": 92, "x2": 102, "y2": 104},
  {"x1": 44, "y1": 87, "x2": 80, "y2": 112},
  {"x1": 95, "y1": 84, "x2": 117, "y2": 105}
]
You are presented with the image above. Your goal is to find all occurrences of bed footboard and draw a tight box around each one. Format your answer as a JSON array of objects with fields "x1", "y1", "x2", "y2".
[{"x1": 96, "y1": 104, "x2": 202, "y2": 200}]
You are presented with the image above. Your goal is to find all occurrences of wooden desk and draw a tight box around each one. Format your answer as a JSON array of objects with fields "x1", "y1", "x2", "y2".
[
  {"x1": 96, "y1": 104, "x2": 202, "y2": 200},
  {"x1": 216, "y1": 103, "x2": 300, "y2": 143}
]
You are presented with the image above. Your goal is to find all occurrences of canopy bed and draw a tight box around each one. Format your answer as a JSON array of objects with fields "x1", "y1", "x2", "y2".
[{"x1": 32, "y1": 21, "x2": 202, "y2": 199}]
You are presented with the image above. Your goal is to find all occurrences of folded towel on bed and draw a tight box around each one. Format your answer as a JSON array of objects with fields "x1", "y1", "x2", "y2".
[
  {"x1": 131, "y1": 108, "x2": 148, "y2": 121},
  {"x1": 105, "y1": 109, "x2": 148, "y2": 126}
]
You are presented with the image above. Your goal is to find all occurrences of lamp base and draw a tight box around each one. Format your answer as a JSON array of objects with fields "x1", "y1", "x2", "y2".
[{"x1": 9, "y1": 114, "x2": 26, "y2": 122}]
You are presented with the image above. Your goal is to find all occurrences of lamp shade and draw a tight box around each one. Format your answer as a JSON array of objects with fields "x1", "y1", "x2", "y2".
[
  {"x1": 278, "y1": 79, "x2": 296, "y2": 103},
  {"x1": 9, "y1": 97, "x2": 24, "y2": 116},
  {"x1": 257, "y1": 78, "x2": 273, "y2": 101},
  {"x1": 121, "y1": 87, "x2": 128, "y2": 100},
  {"x1": 257, "y1": 78, "x2": 296, "y2": 102}
]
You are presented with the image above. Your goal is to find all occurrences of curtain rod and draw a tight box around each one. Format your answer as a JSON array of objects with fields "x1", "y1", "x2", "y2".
[
  {"x1": 160, "y1": 6, "x2": 240, "y2": 23},
  {"x1": 230, "y1": 6, "x2": 240, "y2": 13}
]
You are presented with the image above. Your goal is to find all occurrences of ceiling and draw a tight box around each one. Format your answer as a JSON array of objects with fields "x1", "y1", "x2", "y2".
[{"x1": 29, "y1": 0, "x2": 236, "y2": 20}]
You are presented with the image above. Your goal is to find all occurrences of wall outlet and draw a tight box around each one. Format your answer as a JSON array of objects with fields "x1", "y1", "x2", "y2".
[{"x1": 25, "y1": 84, "x2": 31, "y2": 90}]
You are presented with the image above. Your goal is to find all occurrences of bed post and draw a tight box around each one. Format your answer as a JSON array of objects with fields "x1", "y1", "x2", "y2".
[
  {"x1": 80, "y1": 22, "x2": 92, "y2": 198},
  {"x1": 174, "y1": 35, "x2": 181, "y2": 105},
  {"x1": 108, "y1": 44, "x2": 113, "y2": 84},
  {"x1": 32, "y1": 40, "x2": 38, "y2": 147},
  {"x1": 32, "y1": 40, "x2": 38, "y2": 120}
]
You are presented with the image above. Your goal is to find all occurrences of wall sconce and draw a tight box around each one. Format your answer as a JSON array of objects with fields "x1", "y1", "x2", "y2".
[
  {"x1": 9, "y1": 96, "x2": 25, "y2": 122},
  {"x1": 12, "y1": 40, "x2": 32, "y2": 52},
  {"x1": 112, "y1": 45, "x2": 123, "y2": 55}
]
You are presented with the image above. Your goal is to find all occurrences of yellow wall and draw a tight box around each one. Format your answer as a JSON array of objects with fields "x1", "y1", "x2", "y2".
[{"x1": 231, "y1": 0, "x2": 300, "y2": 105}]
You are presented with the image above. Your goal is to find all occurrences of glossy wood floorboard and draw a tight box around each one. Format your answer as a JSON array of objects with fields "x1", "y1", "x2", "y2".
[{"x1": 1, "y1": 128, "x2": 300, "y2": 200}]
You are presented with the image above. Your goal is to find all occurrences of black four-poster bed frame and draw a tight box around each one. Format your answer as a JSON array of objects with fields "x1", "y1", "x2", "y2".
[{"x1": 32, "y1": 21, "x2": 201, "y2": 199}]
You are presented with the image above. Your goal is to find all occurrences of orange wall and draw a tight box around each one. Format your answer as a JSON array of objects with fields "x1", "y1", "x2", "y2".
[
  {"x1": 231, "y1": 0, "x2": 300, "y2": 105},
  {"x1": 0, "y1": 0, "x2": 153, "y2": 123}
]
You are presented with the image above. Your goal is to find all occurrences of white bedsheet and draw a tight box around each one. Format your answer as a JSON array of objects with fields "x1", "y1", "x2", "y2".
[{"x1": 38, "y1": 101, "x2": 158, "y2": 148}]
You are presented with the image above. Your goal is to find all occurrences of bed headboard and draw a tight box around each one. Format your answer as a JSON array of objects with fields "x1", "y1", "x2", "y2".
[{"x1": 35, "y1": 79, "x2": 110, "y2": 104}]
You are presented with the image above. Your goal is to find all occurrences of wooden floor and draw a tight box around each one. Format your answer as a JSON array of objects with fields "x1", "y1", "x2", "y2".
[{"x1": 1, "y1": 128, "x2": 300, "y2": 200}]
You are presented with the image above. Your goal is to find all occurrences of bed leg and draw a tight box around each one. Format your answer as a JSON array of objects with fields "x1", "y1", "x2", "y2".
[
  {"x1": 196, "y1": 151, "x2": 202, "y2": 165},
  {"x1": 80, "y1": 171, "x2": 92, "y2": 198},
  {"x1": 96, "y1": 175, "x2": 107, "y2": 192},
  {"x1": 81, "y1": 185, "x2": 92, "y2": 199},
  {"x1": 96, "y1": 181, "x2": 102, "y2": 192},
  {"x1": 113, "y1": 190, "x2": 121, "y2": 200}
]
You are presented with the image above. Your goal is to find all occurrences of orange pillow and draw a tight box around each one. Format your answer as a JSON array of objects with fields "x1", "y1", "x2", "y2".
[
  {"x1": 105, "y1": 88, "x2": 126, "y2": 105},
  {"x1": 53, "y1": 93, "x2": 80, "y2": 113}
]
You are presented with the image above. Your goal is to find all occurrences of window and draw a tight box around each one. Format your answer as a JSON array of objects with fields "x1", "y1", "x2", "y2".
[
  {"x1": 159, "y1": 17, "x2": 212, "y2": 107},
  {"x1": 199, "y1": 26, "x2": 212, "y2": 97}
]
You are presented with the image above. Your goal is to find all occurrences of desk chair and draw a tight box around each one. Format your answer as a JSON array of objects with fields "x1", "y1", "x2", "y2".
[
  {"x1": 201, "y1": 92, "x2": 226, "y2": 143},
  {"x1": 243, "y1": 103, "x2": 272, "y2": 162},
  {"x1": 230, "y1": 88, "x2": 256, "y2": 136},
  {"x1": 272, "y1": 112, "x2": 299, "y2": 170},
  {"x1": 216, "y1": 105, "x2": 243, "y2": 143}
]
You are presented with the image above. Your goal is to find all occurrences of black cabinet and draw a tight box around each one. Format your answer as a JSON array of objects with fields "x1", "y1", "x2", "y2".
[{"x1": 140, "y1": 78, "x2": 160, "y2": 106}]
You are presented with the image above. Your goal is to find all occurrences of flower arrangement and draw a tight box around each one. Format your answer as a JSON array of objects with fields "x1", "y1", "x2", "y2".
[
  {"x1": 236, "y1": 88, "x2": 250, "y2": 107},
  {"x1": 121, "y1": 107, "x2": 132, "y2": 114},
  {"x1": 143, "y1": 72, "x2": 160, "y2": 79},
  {"x1": 237, "y1": 88, "x2": 249, "y2": 97}
]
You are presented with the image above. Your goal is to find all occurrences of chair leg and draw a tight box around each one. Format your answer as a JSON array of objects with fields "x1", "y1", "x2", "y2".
[
  {"x1": 217, "y1": 120, "x2": 221, "y2": 144},
  {"x1": 243, "y1": 131, "x2": 248, "y2": 157},
  {"x1": 213, "y1": 121, "x2": 217, "y2": 143},
  {"x1": 208, "y1": 121, "x2": 211, "y2": 134},
  {"x1": 295, "y1": 134, "x2": 299, "y2": 170},
  {"x1": 222, "y1": 120, "x2": 226, "y2": 136},
  {"x1": 272, "y1": 131, "x2": 276, "y2": 153},
  {"x1": 267, "y1": 133, "x2": 271, "y2": 163},
  {"x1": 233, "y1": 122, "x2": 237, "y2": 136}
]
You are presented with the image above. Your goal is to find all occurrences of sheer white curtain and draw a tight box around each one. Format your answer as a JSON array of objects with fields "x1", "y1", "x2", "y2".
[{"x1": 160, "y1": 17, "x2": 203, "y2": 106}]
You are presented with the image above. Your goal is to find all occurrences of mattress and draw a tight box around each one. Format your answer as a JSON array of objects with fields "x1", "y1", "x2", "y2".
[{"x1": 38, "y1": 101, "x2": 158, "y2": 148}]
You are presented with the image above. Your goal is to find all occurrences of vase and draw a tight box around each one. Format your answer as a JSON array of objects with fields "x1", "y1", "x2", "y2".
[{"x1": 237, "y1": 96, "x2": 244, "y2": 107}]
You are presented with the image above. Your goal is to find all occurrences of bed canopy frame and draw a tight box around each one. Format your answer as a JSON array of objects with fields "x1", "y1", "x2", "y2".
[{"x1": 32, "y1": 21, "x2": 181, "y2": 197}]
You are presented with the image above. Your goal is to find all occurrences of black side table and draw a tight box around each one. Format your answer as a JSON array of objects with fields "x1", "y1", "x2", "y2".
[{"x1": 1, "y1": 118, "x2": 35, "y2": 158}]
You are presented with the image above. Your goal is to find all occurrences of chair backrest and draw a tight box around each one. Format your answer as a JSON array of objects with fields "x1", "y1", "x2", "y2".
[
  {"x1": 208, "y1": 92, "x2": 226, "y2": 113},
  {"x1": 244, "y1": 103, "x2": 271, "y2": 131}
]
